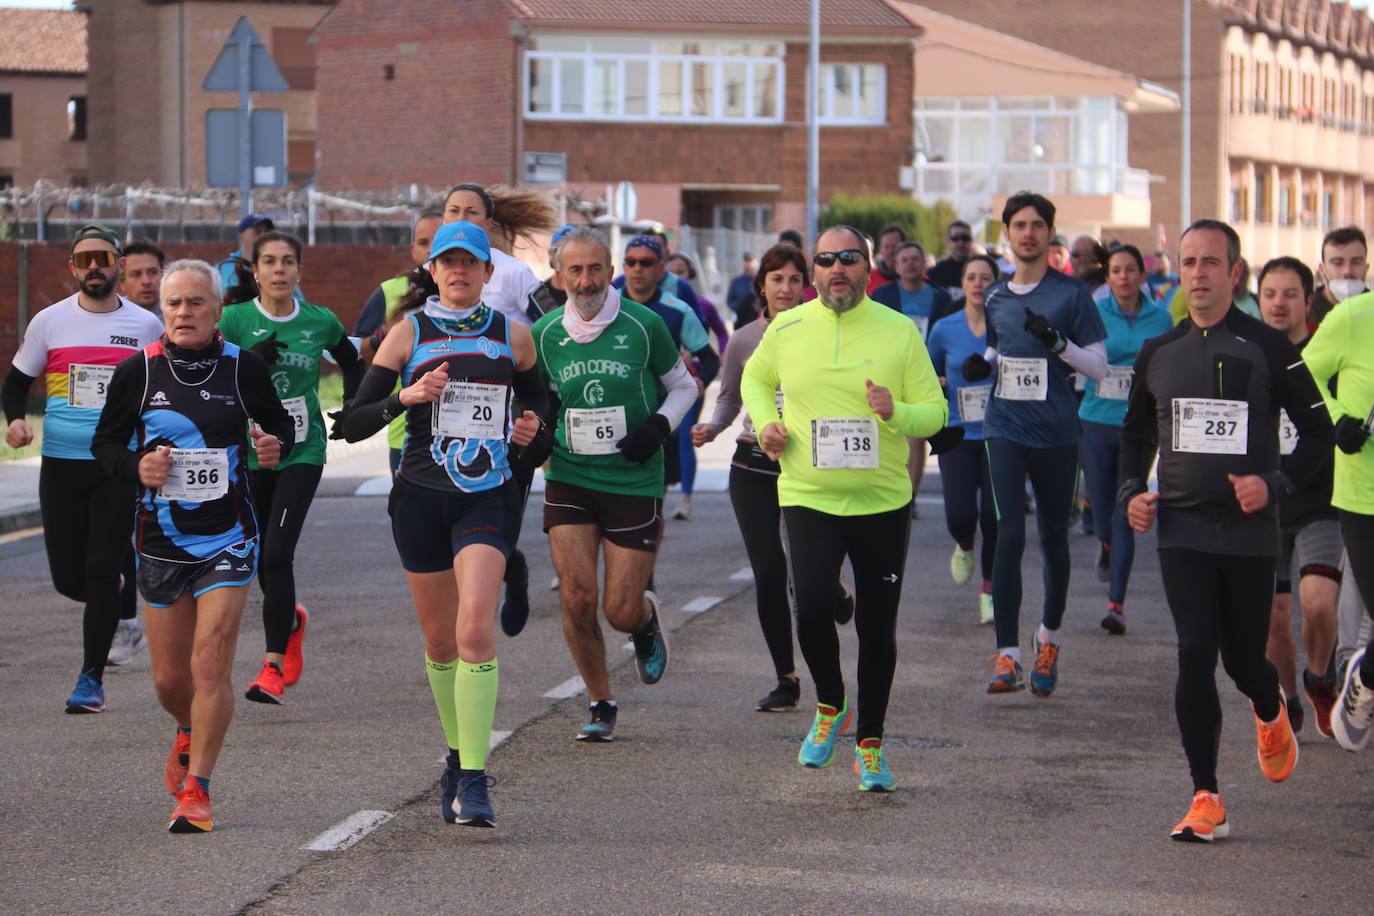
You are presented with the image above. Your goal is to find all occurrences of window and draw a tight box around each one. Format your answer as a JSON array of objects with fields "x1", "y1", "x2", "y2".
[
  {"x1": 272, "y1": 28, "x2": 316, "y2": 91},
  {"x1": 714, "y1": 203, "x2": 772, "y2": 232},
  {"x1": 67, "y1": 96, "x2": 86, "y2": 141},
  {"x1": 1278, "y1": 182, "x2": 1293, "y2": 226},
  {"x1": 0, "y1": 94, "x2": 11, "y2": 139},
  {"x1": 1231, "y1": 185, "x2": 1249, "y2": 222},
  {"x1": 1255, "y1": 171, "x2": 1271, "y2": 223},
  {"x1": 818, "y1": 63, "x2": 885, "y2": 125},
  {"x1": 525, "y1": 36, "x2": 783, "y2": 123},
  {"x1": 0, "y1": 175, "x2": 12, "y2": 190}
]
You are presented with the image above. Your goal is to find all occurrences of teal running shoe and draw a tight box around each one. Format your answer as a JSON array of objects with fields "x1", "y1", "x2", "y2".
[
  {"x1": 798, "y1": 698, "x2": 851, "y2": 768},
  {"x1": 854, "y1": 738, "x2": 894, "y2": 792}
]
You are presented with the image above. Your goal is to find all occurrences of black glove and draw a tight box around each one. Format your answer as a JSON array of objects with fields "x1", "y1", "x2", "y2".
[
  {"x1": 327, "y1": 408, "x2": 346, "y2": 440},
  {"x1": 510, "y1": 423, "x2": 556, "y2": 472},
  {"x1": 1023, "y1": 308, "x2": 1064, "y2": 353},
  {"x1": 962, "y1": 353, "x2": 992, "y2": 382},
  {"x1": 250, "y1": 333, "x2": 285, "y2": 366},
  {"x1": 1335, "y1": 415, "x2": 1371, "y2": 455},
  {"x1": 926, "y1": 424, "x2": 966, "y2": 456},
  {"x1": 617, "y1": 413, "x2": 671, "y2": 464}
]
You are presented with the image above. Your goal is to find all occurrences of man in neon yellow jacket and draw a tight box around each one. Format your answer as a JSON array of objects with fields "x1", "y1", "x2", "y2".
[{"x1": 741, "y1": 224, "x2": 947, "y2": 792}]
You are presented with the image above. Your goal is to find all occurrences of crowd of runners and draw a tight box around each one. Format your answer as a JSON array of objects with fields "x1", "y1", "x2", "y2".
[{"x1": 5, "y1": 183, "x2": 1374, "y2": 842}]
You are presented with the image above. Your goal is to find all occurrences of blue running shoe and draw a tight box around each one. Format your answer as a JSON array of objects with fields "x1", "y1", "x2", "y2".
[
  {"x1": 455, "y1": 770, "x2": 496, "y2": 827},
  {"x1": 439, "y1": 754, "x2": 461, "y2": 824},
  {"x1": 632, "y1": 592, "x2": 668, "y2": 685},
  {"x1": 854, "y1": 738, "x2": 895, "y2": 792},
  {"x1": 576, "y1": 700, "x2": 617, "y2": 742},
  {"x1": 1029, "y1": 636, "x2": 1060, "y2": 698},
  {"x1": 798, "y1": 698, "x2": 851, "y2": 768},
  {"x1": 65, "y1": 670, "x2": 104, "y2": 714}
]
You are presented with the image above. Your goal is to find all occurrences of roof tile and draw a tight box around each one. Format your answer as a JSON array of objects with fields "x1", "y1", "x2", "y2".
[
  {"x1": 0, "y1": 8, "x2": 88, "y2": 76},
  {"x1": 512, "y1": 0, "x2": 915, "y2": 31}
]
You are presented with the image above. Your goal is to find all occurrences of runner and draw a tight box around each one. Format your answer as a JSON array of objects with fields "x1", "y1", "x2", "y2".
[
  {"x1": 1119, "y1": 220, "x2": 1330, "y2": 841},
  {"x1": 3, "y1": 223, "x2": 164, "y2": 711},
  {"x1": 218, "y1": 231, "x2": 363, "y2": 704},
  {"x1": 1077, "y1": 244, "x2": 1172, "y2": 635},
  {"x1": 341, "y1": 221, "x2": 546, "y2": 827},
  {"x1": 118, "y1": 238, "x2": 165, "y2": 310},
  {"x1": 532, "y1": 226, "x2": 697, "y2": 742},
  {"x1": 926, "y1": 254, "x2": 1000, "y2": 625},
  {"x1": 91, "y1": 258, "x2": 294, "y2": 832},
  {"x1": 961, "y1": 192, "x2": 1108, "y2": 695},
  {"x1": 741, "y1": 224, "x2": 947, "y2": 791}
]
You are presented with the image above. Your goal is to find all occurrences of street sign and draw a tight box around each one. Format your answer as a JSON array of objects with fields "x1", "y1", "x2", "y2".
[
  {"x1": 205, "y1": 109, "x2": 286, "y2": 188},
  {"x1": 202, "y1": 18, "x2": 288, "y2": 217},
  {"x1": 524, "y1": 152, "x2": 567, "y2": 185},
  {"x1": 203, "y1": 18, "x2": 288, "y2": 92}
]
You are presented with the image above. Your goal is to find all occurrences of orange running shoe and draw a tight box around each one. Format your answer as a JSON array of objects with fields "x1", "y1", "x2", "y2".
[
  {"x1": 164, "y1": 730, "x2": 191, "y2": 795},
  {"x1": 986, "y1": 654, "x2": 1025, "y2": 693},
  {"x1": 1171, "y1": 790, "x2": 1228, "y2": 842},
  {"x1": 245, "y1": 659, "x2": 285, "y2": 705},
  {"x1": 168, "y1": 781, "x2": 213, "y2": 833},
  {"x1": 282, "y1": 605, "x2": 309, "y2": 686},
  {"x1": 1254, "y1": 689, "x2": 1299, "y2": 782}
]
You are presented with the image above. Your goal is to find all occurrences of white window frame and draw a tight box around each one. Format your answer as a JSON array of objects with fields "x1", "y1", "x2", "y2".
[{"x1": 818, "y1": 63, "x2": 887, "y2": 126}]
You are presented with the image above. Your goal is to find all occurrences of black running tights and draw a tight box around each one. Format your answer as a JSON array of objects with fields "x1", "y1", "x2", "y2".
[
  {"x1": 251, "y1": 463, "x2": 323, "y2": 654},
  {"x1": 1338, "y1": 510, "x2": 1374, "y2": 686}
]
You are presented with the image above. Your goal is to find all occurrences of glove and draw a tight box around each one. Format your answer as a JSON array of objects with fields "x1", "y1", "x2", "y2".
[
  {"x1": 250, "y1": 333, "x2": 285, "y2": 365},
  {"x1": 962, "y1": 353, "x2": 992, "y2": 382},
  {"x1": 926, "y1": 424, "x2": 966, "y2": 456},
  {"x1": 510, "y1": 423, "x2": 556, "y2": 472},
  {"x1": 327, "y1": 408, "x2": 346, "y2": 440},
  {"x1": 1023, "y1": 308, "x2": 1064, "y2": 353},
  {"x1": 617, "y1": 413, "x2": 671, "y2": 464},
  {"x1": 1335, "y1": 415, "x2": 1370, "y2": 455}
]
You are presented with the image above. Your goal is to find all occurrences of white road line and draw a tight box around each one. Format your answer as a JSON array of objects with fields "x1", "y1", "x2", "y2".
[
  {"x1": 729, "y1": 567, "x2": 754, "y2": 581},
  {"x1": 490, "y1": 729, "x2": 512, "y2": 749},
  {"x1": 304, "y1": 810, "x2": 393, "y2": 852},
  {"x1": 681, "y1": 596, "x2": 723, "y2": 613},
  {"x1": 544, "y1": 675, "x2": 586, "y2": 699}
]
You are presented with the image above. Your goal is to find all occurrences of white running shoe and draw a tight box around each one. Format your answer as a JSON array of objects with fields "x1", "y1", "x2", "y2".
[
  {"x1": 949, "y1": 544, "x2": 975, "y2": 585},
  {"x1": 107, "y1": 618, "x2": 149, "y2": 667}
]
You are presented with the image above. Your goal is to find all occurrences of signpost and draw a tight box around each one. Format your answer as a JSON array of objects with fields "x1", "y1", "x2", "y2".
[{"x1": 203, "y1": 18, "x2": 288, "y2": 217}]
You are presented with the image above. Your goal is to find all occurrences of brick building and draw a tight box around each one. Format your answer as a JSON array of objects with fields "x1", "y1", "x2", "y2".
[
  {"x1": 313, "y1": 0, "x2": 919, "y2": 234},
  {"x1": 0, "y1": 8, "x2": 89, "y2": 188}
]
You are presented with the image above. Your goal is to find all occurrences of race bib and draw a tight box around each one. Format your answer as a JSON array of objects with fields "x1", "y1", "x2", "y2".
[
  {"x1": 565, "y1": 405, "x2": 627, "y2": 455},
  {"x1": 67, "y1": 364, "x2": 115, "y2": 409},
  {"x1": 1172, "y1": 398, "x2": 1248, "y2": 455},
  {"x1": 1279, "y1": 410, "x2": 1297, "y2": 456},
  {"x1": 158, "y1": 448, "x2": 229, "y2": 503},
  {"x1": 996, "y1": 357, "x2": 1048, "y2": 401},
  {"x1": 958, "y1": 384, "x2": 992, "y2": 423},
  {"x1": 281, "y1": 396, "x2": 309, "y2": 442},
  {"x1": 1097, "y1": 365, "x2": 1134, "y2": 401},
  {"x1": 431, "y1": 382, "x2": 506, "y2": 440},
  {"x1": 811, "y1": 417, "x2": 879, "y2": 469},
  {"x1": 912, "y1": 315, "x2": 929, "y2": 339}
]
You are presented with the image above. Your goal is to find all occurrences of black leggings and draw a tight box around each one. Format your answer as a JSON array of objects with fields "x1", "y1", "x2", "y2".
[
  {"x1": 1337, "y1": 510, "x2": 1374, "y2": 686},
  {"x1": 502, "y1": 457, "x2": 538, "y2": 588},
  {"x1": 1159, "y1": 548, "x2": 1280, "y2": 794},
  {"x1": 937, "y1": 438, "x2": 997, "y2": 581},
  {"x1": 39, "y1": 457, "x2": 137, "y2": 680},
  {"x1": 729, "y1": 467, "x2": 794, "y2": 678},
  {"x1": 985, "y1": 438, "x2": 1077, "y2": 649},
  {"x1": 250, "y1": 463, "x2": 323, "y2": 655},
  {"x1": 783, "y1": 502, "x2": 911, "y2": 741}
]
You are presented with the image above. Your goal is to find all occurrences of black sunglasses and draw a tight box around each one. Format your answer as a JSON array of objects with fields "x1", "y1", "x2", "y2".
[
  {"x1": 813, "y1": 249, "x2": 865, "y2": 268},
  {"x1": 948, "y1": 234, "x2": 973, "y2": 243},
  {"x1": 624, "y1": 257, "x2": 660, "y2": 268}
]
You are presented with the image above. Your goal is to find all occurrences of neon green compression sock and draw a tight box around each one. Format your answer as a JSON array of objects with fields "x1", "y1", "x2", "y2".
[
  {"x1": 424, "y1": 656, "x2": 461, "y2": 751},
  {"x1": 454, "y1": 657, "x2": 499, "y2": 771}
]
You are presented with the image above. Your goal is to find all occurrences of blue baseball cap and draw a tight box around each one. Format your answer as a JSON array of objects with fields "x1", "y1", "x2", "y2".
[
  {"x1": 550, "y1": 224, "x2": 576, "y2": 249},
  {"x1": 429, "y1": 220, "x2": 491, "y2": 263},
  {"x1": 237, "y1": 213, "x2": 273, "y2": 233}
]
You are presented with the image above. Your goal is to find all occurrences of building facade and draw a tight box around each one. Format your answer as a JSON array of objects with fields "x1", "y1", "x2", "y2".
[{"x1": 0, "y1": 8, "x2": 89, "y2": 189}]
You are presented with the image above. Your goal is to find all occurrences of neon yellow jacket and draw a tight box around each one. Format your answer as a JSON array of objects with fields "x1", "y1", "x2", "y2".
[
  {"x1": 1303, "y1": 291, "x2": 1374, "y2": 514},
  {"x1": 741, "y1": 296, "x2": 947, "y2": 515},
  {"x1": 381, "y1": 275, "x2": 411, "y2": 451}
]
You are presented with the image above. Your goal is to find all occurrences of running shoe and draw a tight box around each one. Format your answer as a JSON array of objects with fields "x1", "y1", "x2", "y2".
[
  {"x1": 1254, "y1": 688, "x2": 1298, "y2": 782},
  {"x1": 500, "y1": 551, "x2": 531, "y2": 637},
  {"x1": 1332, "y1": 648, "x2": 1374, "y2": 752},
  {"x1": 949, "y1": 545, "x2": 975, "y2": 585},
  {"x1": 282, "y1": 605, "x2": 309, "y2": 686},
  {"x1": 1285, "y1": 693, "x2": 1305, "y2": 735},
  {"x1": 64, "y1": 670, "x2": 105, "y2": 714},
  {"x1": 107, "y1": 618, "x2": 149, "y2": 667},
  {"x1": 164, "y1": 730, "x2": 191, "y2": 795},
  {"x1": 978, "y1": 593, "x2": 994, "y2": 626},
  {"x1": 168, "y1": 781, "x2": 213, "y2": 833},
  {"x1": 454, "y1": 770, "x2": 496, "y2": 827},
  {"x1": 1100, "y1": 601, "x2": 1126, "y2": 636},
  {"x1": 1096, "y1": 544, "x2": 1110, "y2": 583},
  {"x1": 244, "y1": 659, "x2": 285, "y2": 704},
  {"x1": 986, "y1": 654, "x2": 1024, "y2": 693},
  {"x1": 853, "y1": 738, "x2": 895, "y2": 792},
  {"x1": 631, "y1": 592, "x2": 668, "y2": 685},
  {"x1": 439, "y1": 754, "x2": 462, "y2": 823},
  {"x1": 1029, "y1": 637, "x2": 1060, "y2": 698},
  {"x1": 757, "y1": 676, "x2": 801, "y2": 712},
  {"x1": 798, "y1": 698, "x2": 851, "y2": 768},
  {"x1": 834, "y1": 577, "x2": 855, "y2": 625},
  {"x1": 1303, "y1": 668, "x2": 1338, "y2": 739},
  {"x1": 672, "y1": 498, "x2": 692, "y2": 521},
  {"x1": 1170, "y1": 790, "x2": 1228, "y2": 843},
  {"x1": 576, "y1": 700, "x2": 618, "y2": 741}
]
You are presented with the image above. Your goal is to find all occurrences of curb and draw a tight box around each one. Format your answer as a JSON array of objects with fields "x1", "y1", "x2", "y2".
[{"x1": 0, "y1": 505, "x2": 41, "y2": 535}]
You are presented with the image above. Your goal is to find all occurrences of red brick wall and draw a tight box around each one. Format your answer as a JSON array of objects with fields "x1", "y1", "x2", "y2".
[{"x1": 0, "y1": 242, "x2": 414, "y2": 371}]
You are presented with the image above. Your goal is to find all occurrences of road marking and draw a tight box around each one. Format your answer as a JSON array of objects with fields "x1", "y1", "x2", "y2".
[
  {"x1": 304, "y1": 810, "x2": 393, "y2": 852},
  {"x1": 682, "y1": 596, "x2": 723, "y2": 613},
  {"x1": 544, "y1": 676, "x2": 586, "y2": 699},
  {"x1": 490, "y1": 729, "x2": 512, "y2": 749},
  {"x1": 729, "y1": 567, "x2": 754, "y2": 581},
  {"x1": 0, "y1": 525, "x2": 42, "y2": 546},
  {"x1": 354, "y1": 476, "x2": 392, "y2": 497}
]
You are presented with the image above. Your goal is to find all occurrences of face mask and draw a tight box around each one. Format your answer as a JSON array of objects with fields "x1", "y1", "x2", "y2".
[{"x1": 1328, "y1": 277, "x2": 1366, "y2": 302}]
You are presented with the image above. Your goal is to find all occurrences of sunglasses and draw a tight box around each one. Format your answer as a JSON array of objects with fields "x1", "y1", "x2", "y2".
[
  {"x1": 948, "y1": 234, "x2": 973, "y2": 243},
  {"x1": 813, "y1": 249, "x2": 865, "y2": 268},
  {"x1": 624, "y1": 257, "x2": 660, "y2": 268},
  {"x1": 72, "y1": 250, "x2": 118, "y2": 269}
]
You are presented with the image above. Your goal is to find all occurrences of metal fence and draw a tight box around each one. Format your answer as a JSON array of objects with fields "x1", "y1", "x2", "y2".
[{"x1": 677, "y1": 225, "x2": 775, "y2": 301}]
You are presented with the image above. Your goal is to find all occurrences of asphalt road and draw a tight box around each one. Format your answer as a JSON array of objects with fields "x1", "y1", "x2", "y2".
[{"x1": 3, "y1": 474, "x2": 1372, "y2": 915}]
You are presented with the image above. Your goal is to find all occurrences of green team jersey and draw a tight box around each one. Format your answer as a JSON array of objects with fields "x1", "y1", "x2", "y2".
[
  {"x1": 533, "y1": 298, "x2": 680, "y2": 497},
  {"x1": 219, "y1": 298, "x2": 347, "y2": 469}
]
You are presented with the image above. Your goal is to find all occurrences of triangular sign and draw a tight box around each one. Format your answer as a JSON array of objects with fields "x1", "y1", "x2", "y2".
[{"x1": 202, "y1": 17, "x2": 288, "y2": 93}]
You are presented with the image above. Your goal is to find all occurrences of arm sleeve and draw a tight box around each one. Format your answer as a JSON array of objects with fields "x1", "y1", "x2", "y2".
[
  {"x1": 327, "y1": 326, "x2": 365, "y2": 401},
  {"x1": 511, "y1": 365, "x2": 549, "y2": 424},
  {"x1": 704, "y1": 301, "x2": 729, "y2": 352},
  {"x1": 1059, "y1": 339, "x2": 1108, "y2": 382},
  {"x1": 91, "y1": 356, "x2": 148, "y2": 485},
  {"x1": 884, "y1": 328, "x2": 949, "y2": 438},
  {"x1": 706, "y1": 332, "x2": 749, "y2": 429},
  {"x1": 341, "y1": 365, "x2": 403, "y2": 442},
  {"x1": 1117, "y1": 342, "x2": 1160, "y2": 507},
  {"x1": 239, "y1": 349, "x2": 295, "y2": 459},
  {"x1": 353, "y1": 286, "x2": 388, "y2": 337},
  {"x1": 2, "y1": 368, "x2": 35, "y2": 424},
  {"x1": 926, "y1": 325, "x2": 948, "y2": 377},
  {"x1": 1265, "y1": 337, "x2": 1336, "y2": 500},
  {"x1": 740, "y1": 321, "x2": 782, "y2": 429},
  {"x1": 692, "y1": 343, "x2": 721, "y2": 386},
  {"x1": 656, "y1": 359, "x2": 699, "y2": 431}
]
